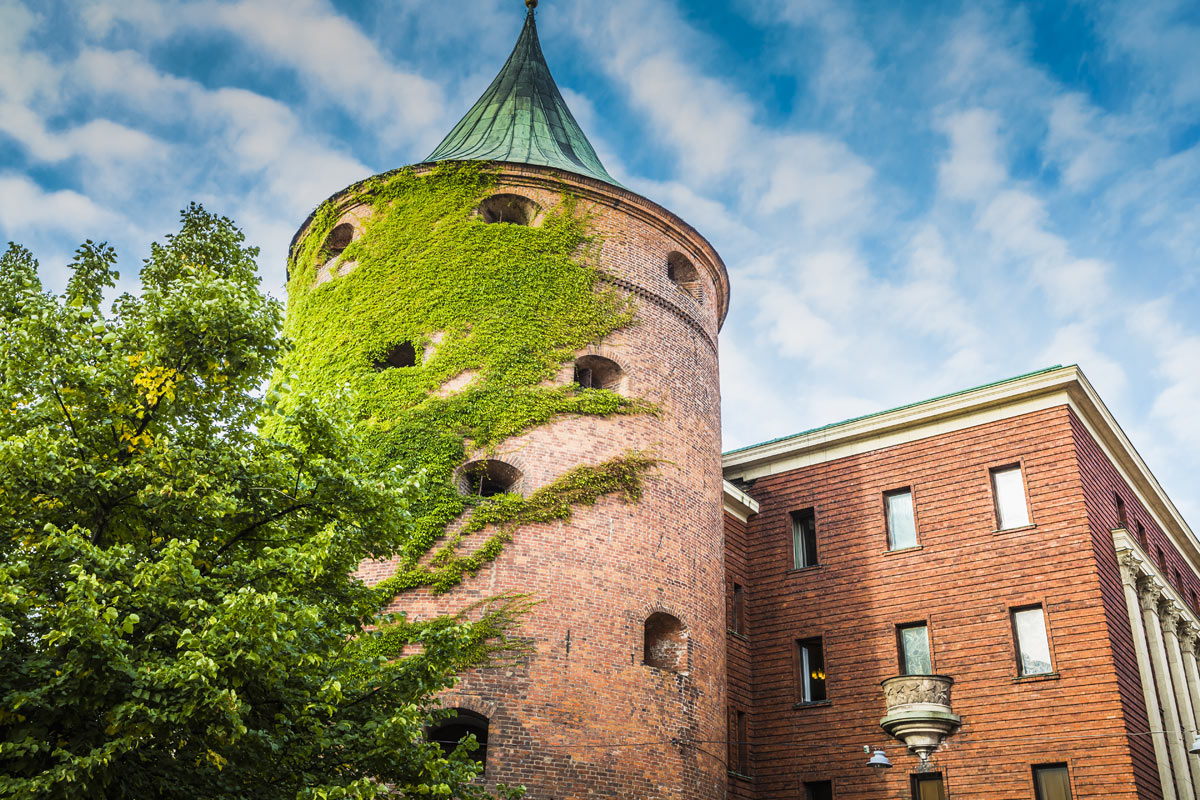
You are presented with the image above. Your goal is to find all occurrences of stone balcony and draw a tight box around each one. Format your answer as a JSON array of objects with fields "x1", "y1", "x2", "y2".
[{"x1": 879, "y1": 674, "x2": 963, "y2": 764}]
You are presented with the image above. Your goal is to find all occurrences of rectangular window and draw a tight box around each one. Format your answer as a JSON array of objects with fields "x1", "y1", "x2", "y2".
[
  {"x1": 885, "y1": 489, "x2": 918, "y2": 550},
  {"x1": 796, "y1": 638, "x2": 827, "y2": 703},
  {"x1": 804, "y1": 780, "x2": 833, "y2": 800},
  {"x1": 1136, "y1": 521, "x2": 1147, "y2": 547},
  {"x1": 897, "y1": 623, "x2": 932, "y2": 675},
  {"x1": 792, "y1": 508, "x2": 818, "y2": 568},
  {"x1": 1157, "y1": 546, "x2": 1166, "y2": 569},
  {"x1": 731, "y1": 583, "x2": 745, "y2": 635},
  {"x1": 911, "y1": 773, "x2": 946, "y2": 800},
  {"x1": 992, "y1": 465, "x2": 1031, "y2": 529},
  {"x1": 1012, "y1": 605, "x2": 1053, "y2": 676},
  {"x1": 1033, "y1": 764, "x2": 1072, "y2": 800},
  {"x1": 1114, "y1": 492, "x2": 1128, "y2": 527},
  {"x1": 735, "y1": 709, "x2": 749, "y2": 775}
]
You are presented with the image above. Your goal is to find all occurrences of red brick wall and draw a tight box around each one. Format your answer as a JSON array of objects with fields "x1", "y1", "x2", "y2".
[
  {"x1": 334, "y1": 165, "x2": 730, "y2": 800},
  {"x1": 1070, "y1": 411, "x2": 1186, "y2": 799},
  {"x1": 726, "y1": 510, "x2": 755, "y2": 799},
  {"x1": 724, "y1": 405, "x2": 1141, "y2": 798}
]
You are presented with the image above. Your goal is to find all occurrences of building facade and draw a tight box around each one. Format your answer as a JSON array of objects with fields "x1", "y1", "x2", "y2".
[
  {"x1": 285, "y1": 4, "x2": 1200, "y2": 798},
  {"x1": 723, "y1": 366, "x2": 1200, "y2": 799}
]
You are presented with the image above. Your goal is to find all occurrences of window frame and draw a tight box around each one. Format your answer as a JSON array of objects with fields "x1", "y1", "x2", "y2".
[
  {"x1": 803, "y1": 779, "x2": 834, "y2": 800},
  {"x1": 791, "y1": 508, "x2": 819, "y2": 569},
  {"x1": 1009, "y1": 602, "x2": 1056, "y2": 678},
  {"x1": 883, "y1": 487, "x2": 920, "y2": 551},
  {"x1": 734, "y1": 709, "x2": 749, "y2": 776},
  {"x1": 794, "y1": 637, "x2": 828, "y2": 705},
  {"x1": 910, "y1": 772, "x2": 947, "y2": 800},
  {"x1": 730, "y1": 582, "x2": 746, "y2": 636},
  {"x1": 896, "y1": 621, "x2": 934, "y2": 676},
  {"x1": 989, "y1": 461, "x2": 1034, "y2": 531},
  {"x1": 1031, "y1": 763, "x2": 1074, "y2": 800}
]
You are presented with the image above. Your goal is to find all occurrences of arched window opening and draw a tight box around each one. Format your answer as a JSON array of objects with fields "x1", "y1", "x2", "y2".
[
  {"x1": 573, "y1": 355, "x2": 622, "y2": 391},
  {"x1": 459, "y1": 459, "x2": 521, "y2": 498},
  {"x1": 643, "y1": 612, "x2": 687, "y2": 672},
  {"x1": 373, "y1": 341, "x2": 417, "y2": 371},
  {"x1": 428, "y1": 709, "x2": 489, "y2": 766},
  {"x1": 475, "y1": 193, "x2": 541, "y2": 226},
  {"x1": 323, "y1": 222, "x2": 355, "y2": 260},
  {"x1": 666, "y1": 251, "x2": 703, "y2": 302}
]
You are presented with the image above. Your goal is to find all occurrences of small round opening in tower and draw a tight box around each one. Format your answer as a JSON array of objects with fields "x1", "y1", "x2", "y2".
[
  {"x1": 373, "y1": 341, "x2": 417, "y2": 371},
  {"x1": 643, "y1": 612, "x2": 687, "y2": 672},
  {"x1": 324, "y1": 222, "x2": 355, "y2": 259},
  {"x1": 459, "y1": 459, "x2": 522, "y2": 498},
  {"x1": 666, "y1": 251, "x2": 703, "y2": 303},
  {"x1": 428, "y1": 709, "x2": 489, "y2": 766},
  {"x1": 475, "y1": 193, "x2": 541, "y2": 226},
  {"x1": 573, "y1": 355, "x2": 623, "y2": 391}
]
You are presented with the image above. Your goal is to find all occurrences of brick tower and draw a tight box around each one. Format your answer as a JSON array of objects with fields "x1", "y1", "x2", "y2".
[{"x1": 286, "y1": 4, "x2": 729, "y2": 797}]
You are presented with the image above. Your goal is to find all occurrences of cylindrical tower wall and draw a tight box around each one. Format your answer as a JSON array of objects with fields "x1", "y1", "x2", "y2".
[{"x1": 288, "y1": 163, "x2": 728, "y2": 800}]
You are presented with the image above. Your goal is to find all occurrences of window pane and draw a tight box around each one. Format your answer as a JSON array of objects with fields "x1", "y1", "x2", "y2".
[
  {"x1": 913, "y1": 774, "x2": 946, "y2": 800},
  {"x1": 800, "y1": 639, "x2": 826, "y2": 702},
  {"x1": 1033, "y1": 765, "x2": 1072, "y2": 800},
  {"x1": 900, "y1": 625, "x2": 932, "y2": 675},
  {"x1": 886, "y1": 491, "x2": 917, "y2": 549},
  {"x1": 804, "y1": 781, "x2": 833, "y2": 800},
  {"x1": 993, "y1": 467, "x2": 1030, "y2": 529},
  {"x1": 1014, "y1": 607, "x2": 1053, "y2": 675},
  {"x1": 793, "y1": 509, "x2": 818, "y2": 568}
]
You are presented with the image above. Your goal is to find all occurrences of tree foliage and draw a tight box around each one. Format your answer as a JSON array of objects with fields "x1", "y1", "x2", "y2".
[{"x1": 0, "y1": 206, "x2": 521, "y2": 799}]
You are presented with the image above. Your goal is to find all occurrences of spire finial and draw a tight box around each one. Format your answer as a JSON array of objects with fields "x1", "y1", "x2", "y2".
[{"x1": 525, "y1": 0, "x2": 537, "y2": 8}]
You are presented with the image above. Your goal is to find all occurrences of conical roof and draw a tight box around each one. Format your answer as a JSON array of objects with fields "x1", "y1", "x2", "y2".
[{"x1": 425, "y1": 8, "x2": 619, "y2": 186}]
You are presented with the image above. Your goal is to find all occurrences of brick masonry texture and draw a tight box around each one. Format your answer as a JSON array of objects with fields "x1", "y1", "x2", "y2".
[
  {"x1": 321, "y1": 164, "x2": 731, "y2": 800},
  {"x1": 724, "y1": 404, "x2": 1161, "y2": 799}
]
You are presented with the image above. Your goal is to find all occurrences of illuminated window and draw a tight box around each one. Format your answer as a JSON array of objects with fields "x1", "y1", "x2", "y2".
[{"x1": 796, "y1": 638, "x2": 826, "y2": 703}]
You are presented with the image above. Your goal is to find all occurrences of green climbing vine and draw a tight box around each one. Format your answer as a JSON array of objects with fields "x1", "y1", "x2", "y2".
[{"x1": 283, "y1": 163, "x2": 657, "y2": 596}]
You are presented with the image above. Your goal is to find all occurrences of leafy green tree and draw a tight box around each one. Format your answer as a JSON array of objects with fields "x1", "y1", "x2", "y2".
[{"x1": 0, "y1": 206, "x2": 522, "y2": 800}]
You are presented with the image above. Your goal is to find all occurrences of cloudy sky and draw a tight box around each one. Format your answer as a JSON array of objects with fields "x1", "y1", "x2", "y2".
[{"x1": 2, "y1": 0, "x2": 1198, "y2": 524}]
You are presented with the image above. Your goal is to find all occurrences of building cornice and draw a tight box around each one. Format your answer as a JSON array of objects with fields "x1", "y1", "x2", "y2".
[
  {"x1": 723, "y1": 365, "x2": 1200, "y2": 575},
  {"x1": 723, "y1": 480, "x2": 759, "y2": 523}
]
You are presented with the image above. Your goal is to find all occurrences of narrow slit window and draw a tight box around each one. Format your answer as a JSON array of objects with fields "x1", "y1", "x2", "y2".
[
  {"x1": 1033, "y1": 764, "x2": 1072, "y2": 800},
  {"x1": 796, "y1": 638, "x2": 827, "y2": 703},
  {"x1": 731, "y1": 583, "x2": 745, "y2": 635},
  {"x1": 991, "y1": 465, "x2": 1031, "y2": 529},
  {"x1": 735, "y1": 709, "x2": 749, "y2": 775},
  {"x1": 1012, "y1": 605, "x2": 1053, "y2": 676},
  {"x1": 792, "y1": 508, "x2": 818, "y2": 568},
  {"x1": 897, "y1": 623, "x2": 932, "y2": 675},
  {"x1": 1136, "y1": 521, "x2": 1147, "y2": 547},
  {"x1": 1114, "y1": 492, "x2": 1128, "y2": 528},
  {"x1": 885, "y1": 489, "x2": 917, "y2": 550}
]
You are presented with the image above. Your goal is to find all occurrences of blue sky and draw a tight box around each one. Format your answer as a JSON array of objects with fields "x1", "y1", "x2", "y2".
[{"x1": 2, "y1": 0, "x2": 1198, "y2": 525}]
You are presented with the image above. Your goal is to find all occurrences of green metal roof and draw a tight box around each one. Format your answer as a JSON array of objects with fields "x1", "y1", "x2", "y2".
[
  {"x1": 724, "y1": 366, "x2": 1069, "y2": 457},
  {"x1": 425, "y1": 9, "x2": 619, "y2": 186}
]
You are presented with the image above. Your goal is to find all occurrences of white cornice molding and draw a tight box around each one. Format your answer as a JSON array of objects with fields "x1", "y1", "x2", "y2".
[
  {"x1": 723, "y1": 479, "x2": 759, "y2": 522},
  {"x1": 723, "y1": 366, "x2": 1200, "y2": 575}
]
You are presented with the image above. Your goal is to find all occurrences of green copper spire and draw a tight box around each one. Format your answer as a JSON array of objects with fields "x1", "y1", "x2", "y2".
[{"x1": 425, "y1": 6, "x2": 619, "y2": 186}]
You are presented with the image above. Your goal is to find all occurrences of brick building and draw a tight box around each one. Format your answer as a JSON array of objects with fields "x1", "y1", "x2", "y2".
[
  {"x1": 289, "y1": 3, "x2": 1199, "y2": 798},
  {"x1": 723, "y1": 365, "x2": 1200, "y2": 799}
]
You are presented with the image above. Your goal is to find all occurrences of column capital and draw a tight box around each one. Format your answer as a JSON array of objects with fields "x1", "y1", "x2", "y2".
[
  {"x1": 1178, "y1": 620, "x2": 1199, "y2": 651},
  {"x1": 1139, "y1": 578, "x2": 1163, "y2": 609},
  {"x1": 1159, "y1": 600, "x2": 1184, "y2": 630},
  {"x1": 1118, "y1": 549, "x2": 1145, "y2": 587}
]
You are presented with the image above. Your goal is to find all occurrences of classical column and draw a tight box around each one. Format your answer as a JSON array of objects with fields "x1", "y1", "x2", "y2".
[
  {"x1": 1162, "y1": 601, "x2": 1200, "y2": 796},
  {"x1": 1143, "y1": 579, "x2": 1194, "y2": 799},
  {"x1": 1183, "y1": 624, "x2": 1200, "y2": 751},
  {"x1": 1120, "y1": 552, "x2": 1178, "y2": 800}
]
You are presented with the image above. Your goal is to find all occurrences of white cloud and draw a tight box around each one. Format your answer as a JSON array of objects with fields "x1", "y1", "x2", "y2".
[
  {"x1": 937, "y1": 109, "x2": 1007, "y2": 201},
  {"x1": 0, "y1": 174, "x2": 121, "y2": 234}
]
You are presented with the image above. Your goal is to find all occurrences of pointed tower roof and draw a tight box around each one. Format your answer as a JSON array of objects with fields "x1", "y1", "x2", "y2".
[{"x1": 425, "y1": 6, "x2": 619, "y2": 186}]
